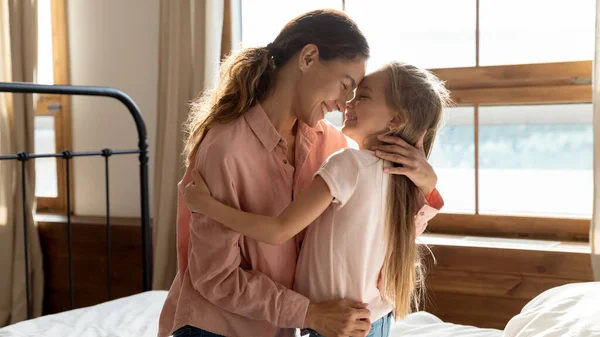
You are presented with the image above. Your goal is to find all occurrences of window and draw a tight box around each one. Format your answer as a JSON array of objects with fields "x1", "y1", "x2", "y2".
[
  {"x1": 35, "y1": 0, "x2": 71, "y2": 211},
  {"x1": 430, "y1": 104, "x2": 593, "y2": 218},
  {"x1": 34, "y1": 116, "x2": 58, "y2": 197},
  {"x1": 240, "y1": 1, "x2": 594, "y2": 239},
  {"x1": 345, "y1": 0, "x2": 476, "y2": 70},
  {"x1": 478, "y1": 104, "x2": 592, "y2": 217},
  {"x1": 345, "y1": 0, "x2": 594, "y2": 69},
  {"x1": 429, "y1": 107, "x2": 476, "y2": 214},
  {"x1": 241, "y1": 0, "x2": 342, "y2": 48},
  {"x1": 479, "y1": 0, "x2": 595, "y2": 66},
  {"x1": 35, "y1": 0, "x2": 57, "y2": 199}
]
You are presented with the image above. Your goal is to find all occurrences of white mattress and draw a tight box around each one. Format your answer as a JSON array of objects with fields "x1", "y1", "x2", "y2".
[
  {"x1": 392, "y1": 312, "x2": 502, "y2": 337},
  {"x1": 0, "y1": 291, "x2": 166, "y2": 337},
  {"x1": 0, "y1": 290, "x2": 501, "y2": 337},
  {"x1": 10, "y1": 283, "x2": 599, "y2": 337}
]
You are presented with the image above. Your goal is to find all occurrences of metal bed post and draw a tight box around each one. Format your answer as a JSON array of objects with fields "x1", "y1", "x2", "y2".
[{"x1": 0, "y1": 82, "x2": 152, "y2": 318}]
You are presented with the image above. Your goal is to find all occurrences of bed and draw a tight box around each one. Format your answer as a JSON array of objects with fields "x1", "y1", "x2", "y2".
[
  {"x1": 0, "y1": 291, "x2": 166, "y2": 337},
  {"x1": 0, "y1": 290, "x2": 499, "y2": 337},
  {"x1": 2, "y1": 281, "x2": 599, "y2": 337}
]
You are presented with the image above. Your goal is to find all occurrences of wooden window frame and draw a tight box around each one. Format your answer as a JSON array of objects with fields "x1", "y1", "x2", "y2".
[
  {"x1": 337, "y1": 1, "x2": 593, "y2": 240},
  {"x1": 36, "y1": 0, "x2": 72, "y2": 212},
  {"x1": 427, "y1": 60, "x2": 592, "y2": 241}
]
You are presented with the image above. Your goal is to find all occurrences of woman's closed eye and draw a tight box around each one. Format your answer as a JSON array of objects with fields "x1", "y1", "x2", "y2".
[{"x1": 346, "y1": 91, "x2": 355, "y2": 102}]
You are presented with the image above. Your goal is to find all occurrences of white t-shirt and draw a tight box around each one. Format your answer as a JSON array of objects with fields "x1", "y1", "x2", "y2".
[{"x1": 294, "y1": 148, "x2": 394, "y2": 321}]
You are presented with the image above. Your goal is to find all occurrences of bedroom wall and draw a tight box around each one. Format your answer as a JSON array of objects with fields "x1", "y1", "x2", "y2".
[
  {"x1": 423, "y1": 242, "x2": 593, "y2": 328},
  {"x1": 67, "y1": 0, "x2": 159, "y2": 217}
]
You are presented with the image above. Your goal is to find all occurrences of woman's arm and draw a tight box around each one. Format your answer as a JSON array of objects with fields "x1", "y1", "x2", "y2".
[{"x1": 185, "y1": 170, "x2": 333, "y2": 245}]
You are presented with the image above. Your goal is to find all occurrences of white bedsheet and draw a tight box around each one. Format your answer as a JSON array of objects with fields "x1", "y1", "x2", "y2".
[
  {"x1": 0, "y1": 291, "x2": 167, "y2": 337},
  {"x1": 2, "y1": 283, "x2": 598, "y2": 337},
  {"x1": 391, "y1": 312, "x2": 502, "y2": 337},
  {"x1": 0, "y1": 290, "x2": 502, "y2": 337}
]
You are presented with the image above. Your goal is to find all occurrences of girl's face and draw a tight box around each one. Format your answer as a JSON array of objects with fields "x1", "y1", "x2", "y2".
[
  {"x1": 343, "y1": 70, "x2": 399, "y2": 145},
  {"x1": 293, "y1": 45, "x2": 367, "y2": 128}
]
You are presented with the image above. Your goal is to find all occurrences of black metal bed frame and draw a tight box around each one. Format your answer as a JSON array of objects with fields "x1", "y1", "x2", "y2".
[{"x1": 0, "y1": 82, "x2": 152, "y2": 320}]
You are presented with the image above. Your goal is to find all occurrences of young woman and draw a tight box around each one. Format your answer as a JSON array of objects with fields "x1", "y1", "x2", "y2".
[{"x1": 185, "y1": 62, "x2": 449, "y2": 337}]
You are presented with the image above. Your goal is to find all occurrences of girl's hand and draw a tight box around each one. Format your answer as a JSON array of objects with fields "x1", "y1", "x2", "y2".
[
  {"x1": 185, "y1": 169, "x2": 212, "y2": 214},
  {"x1": 371, "y1": 133, "x2": 438, "y2": 196}
]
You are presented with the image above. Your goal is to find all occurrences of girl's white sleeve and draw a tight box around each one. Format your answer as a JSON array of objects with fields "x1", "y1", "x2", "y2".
[{"x1": 314, "y1": 149, "x2": 360, "y2": 207}]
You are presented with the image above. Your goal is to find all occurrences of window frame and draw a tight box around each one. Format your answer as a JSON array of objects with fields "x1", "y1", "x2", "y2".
[
  {"x1": 211, "y1": 1, "x2": 598, "y2": 240},
  {"x1": 428, "y1": 60, "x2": 592, "y2": 241},
  {"x1": 36, "y1": 0, "x2": 72, "y2": 212}
]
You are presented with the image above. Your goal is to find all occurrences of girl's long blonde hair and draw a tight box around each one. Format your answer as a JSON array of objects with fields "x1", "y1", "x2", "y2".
[{"x1": 379, "y1": 62, "x2": 450, "y2": 319}]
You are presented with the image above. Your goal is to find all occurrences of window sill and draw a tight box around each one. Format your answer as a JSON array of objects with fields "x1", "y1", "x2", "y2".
[
  {"x1": 420, "y1": 233, "x2": 590, "y2": 254},
  {"x1": 35, "y1": 212, "x2": 147, "y2": 227},
  {"x1": 428, "y1": 213, "x2": 590, "y2": 241}
]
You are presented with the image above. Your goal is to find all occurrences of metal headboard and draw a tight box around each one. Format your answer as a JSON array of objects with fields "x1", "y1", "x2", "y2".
[{"x1": 0, "y1": 82, "x2": 152, "y2": 319}]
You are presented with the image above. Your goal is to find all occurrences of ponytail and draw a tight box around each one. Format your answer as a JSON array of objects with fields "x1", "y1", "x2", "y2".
[{"x1": 183, "y1": 46, "x2": 275, "y2": 166}]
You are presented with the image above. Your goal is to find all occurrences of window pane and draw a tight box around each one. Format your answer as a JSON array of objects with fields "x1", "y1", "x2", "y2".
[
  {"x1": 345, "y1": 0, "x2": 476, "y2": 71},
  {"x1": 325, "y1": 110, "x2": 343, "y2": 128},
  {"x1": 478, "y1": 104, "x2": 592, "y2": 217},
  {"x1": 429, "y1": 106, "x2": 475, "y2": 213},
  {"x1": 34, "y1": 115, "x2": 58, "y2": 197},
  {"x1": 241, "y1": 0, "x2": 342, "y2": 48},
  {"x1": 37, "y1": 0, "x2": 54, "y2": 85},
  {"x1": 480, "y1": 0, "x2": 595, "y2": 66}
]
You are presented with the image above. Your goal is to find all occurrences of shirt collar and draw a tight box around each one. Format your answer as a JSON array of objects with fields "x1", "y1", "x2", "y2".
[{"x1": 244, "y1": 103, "x2": 325, "y2": 151}]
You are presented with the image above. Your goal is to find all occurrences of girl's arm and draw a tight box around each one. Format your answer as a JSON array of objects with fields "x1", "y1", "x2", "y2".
[{"x1": 185, "y1": 169, "x2": 333, "y2": 245}]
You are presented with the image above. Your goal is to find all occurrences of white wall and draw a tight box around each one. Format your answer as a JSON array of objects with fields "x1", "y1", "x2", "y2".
[{"x1": 67, "y1": 0, "x2": 159, "y2": 217}]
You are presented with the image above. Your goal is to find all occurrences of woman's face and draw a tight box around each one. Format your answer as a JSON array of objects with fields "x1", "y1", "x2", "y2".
[
  {"x1": 343, "y1": 70, "x2": 398, "y2": 145},
  {"x1": 293, "y1": 45, "x2": 366, "y2": 128}
]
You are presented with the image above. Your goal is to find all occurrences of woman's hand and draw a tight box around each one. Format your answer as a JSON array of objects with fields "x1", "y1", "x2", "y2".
[
  {"x1": 185, "y1": 170, "x2": 212, "y2": 214},
  {"x1": 371, "y1": 133, "x2": 437, "y2": 196}
]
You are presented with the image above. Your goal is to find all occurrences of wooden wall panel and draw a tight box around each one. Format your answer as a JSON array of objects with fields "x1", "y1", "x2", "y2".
[
  {"x1": 422, "y1": 244, "x2": 593, "y2": 329},
  {"x1": 37, "y1": 215, "x2": 593, "y2": 331},
  {"x1": 37, "y1": 217, "x2": 143, "y2": 314},
  {"x1": 426, "y1": 292, "x2": 528, "y2": 329}
]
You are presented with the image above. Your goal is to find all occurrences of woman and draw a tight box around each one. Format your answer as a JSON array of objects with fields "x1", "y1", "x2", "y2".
[{"x1": 158, "y1": 9, "x2": 440, "y2": 337}]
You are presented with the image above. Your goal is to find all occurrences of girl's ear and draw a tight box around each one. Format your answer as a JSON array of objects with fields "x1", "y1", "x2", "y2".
[{"x1": 388, "y1": 114, "x2": 406, "y2": 131}]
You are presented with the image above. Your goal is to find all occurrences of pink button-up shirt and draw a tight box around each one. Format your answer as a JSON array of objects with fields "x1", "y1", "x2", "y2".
[
  {"x1": 158, "y1": 104, "x2": 444, "y2": 337},
  {"x1": 158, "y1": 104, "x2": 349, "y2": 337}
]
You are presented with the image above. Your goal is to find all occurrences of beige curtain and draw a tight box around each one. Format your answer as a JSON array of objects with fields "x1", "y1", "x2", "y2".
[
  {"x1": 0, "y1": 0, "x2": 44, "y2": 326},
  {"x1": 152, "y1": 0, "x2": 241, "y2": 290},
  {"x1": 593, "y1": 0, "x2": 600, "y2": 281}
]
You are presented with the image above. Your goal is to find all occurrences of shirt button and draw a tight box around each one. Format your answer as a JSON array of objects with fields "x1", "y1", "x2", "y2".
[
  {"x1": 420, "y1": 211, "x2": 425, "y2": 216},
  {"x1": 283, "y1": 159, "x2": 288, "y2": 164}
]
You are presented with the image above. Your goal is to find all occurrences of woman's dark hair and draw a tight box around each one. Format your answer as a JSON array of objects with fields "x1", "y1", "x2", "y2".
[{"x1": 183, "y1": 9, "x2": 369, "y2": 165}]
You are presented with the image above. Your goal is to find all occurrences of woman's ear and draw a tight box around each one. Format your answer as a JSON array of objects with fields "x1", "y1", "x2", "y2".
[{"x1": 298, "y1": 44, "x2": 319, "y2": 72}]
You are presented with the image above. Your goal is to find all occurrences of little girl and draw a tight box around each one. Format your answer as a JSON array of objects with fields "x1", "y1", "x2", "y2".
[{"x1": 185, "y1": 62, "x2": 449, "y2": 337}]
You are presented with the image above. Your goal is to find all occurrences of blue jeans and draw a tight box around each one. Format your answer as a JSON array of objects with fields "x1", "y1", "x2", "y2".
[
  {"x1": 308, "y1": 311, "x2": 393, "y2": 337},
  {"x1": 172, "y1": 325, "x2": 224, "y2": 337}
]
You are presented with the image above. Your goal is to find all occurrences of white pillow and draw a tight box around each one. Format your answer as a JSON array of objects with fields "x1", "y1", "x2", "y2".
[{"x1": 503, "y1": 282, "x2": 600, "y2": 337}]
